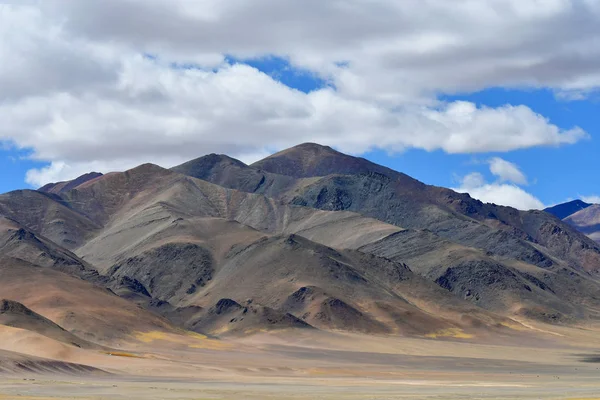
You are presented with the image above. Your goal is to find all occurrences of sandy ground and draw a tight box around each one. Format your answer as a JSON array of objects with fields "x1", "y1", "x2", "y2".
[{"x1": 2, "y1": 324, "x2": 600, "y2": 399}]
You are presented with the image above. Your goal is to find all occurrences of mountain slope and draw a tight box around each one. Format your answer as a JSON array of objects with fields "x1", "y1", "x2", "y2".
[
  {"x1": 251, "y1": 143, "x2": 402, "y2": 178},
  {"x1": 0, "y1": 190, "x2": 101, "y2": 249},
  {"x1": 39, "y1": 172, "x2": 104, "y2": 195},
  {"x1": 565, "y1": 204, "x2": 600, "y2": 243},
  {"x1": 4, "y1": 144, "x2": 600, "y2": 336},
  {"x1": 174, "y1": 144, "x2": 600, "y2": 274},
  {"x1": 171, "y1": 153, "x2": 301, "y2": 198},
  {"x1": 545, "y1": 200, "x2": 592, "y2": 220},
  {"x1": 63, "y1": 167, "x2": 505, "y2": 335},
  {"x1": 0, "y1": 299, "x2": 96, "y2": 349}
]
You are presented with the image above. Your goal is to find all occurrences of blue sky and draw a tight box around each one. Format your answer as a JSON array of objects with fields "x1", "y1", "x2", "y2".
[{"x1": 2, "y1": 1, "x2": 600, "y2": 210}]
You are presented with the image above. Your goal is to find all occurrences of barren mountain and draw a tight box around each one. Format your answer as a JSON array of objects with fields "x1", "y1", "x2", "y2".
[
  {"x1": 39, "y1": 172, "x2": 104, "y2": 195},
  {"x1": 2, "y1": 142, "x2": 600, "y2": 343},
  {"x1": 545, "y1": 199, "x2": 592, "y2": 220},
  {"x1": 174, "y1": 144, "x2": 600, "y2": 274},
  {"x1": 565, "y1": 204, "x2": 600, "y2": 243}
]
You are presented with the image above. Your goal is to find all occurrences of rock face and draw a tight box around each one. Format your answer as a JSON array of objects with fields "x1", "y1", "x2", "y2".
[{"x1": 2, "y1": 142, "x2": 600, "y2": 340}]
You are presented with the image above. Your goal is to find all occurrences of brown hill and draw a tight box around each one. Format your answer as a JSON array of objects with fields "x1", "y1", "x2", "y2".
[{"x1": 0, "y1": 299, "x2": 95, "y2": 349}]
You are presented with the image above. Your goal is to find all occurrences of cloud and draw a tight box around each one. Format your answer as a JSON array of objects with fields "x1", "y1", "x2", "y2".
[
  {"x1": 488, "y1": 157, "x2": 528, "y2": 185},
  {"x1": 0, "y1": 1, "x2": 597, "y2": 185},
  {"x1": 581, "y1": 195, "x2": 600, "y2": 204},
  {"x1": 453, "y1": 162, "x2": 544, "y2": 210}
]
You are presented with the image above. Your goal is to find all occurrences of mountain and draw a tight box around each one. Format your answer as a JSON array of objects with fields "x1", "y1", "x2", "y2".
[
  {"x1": 39, "y1": 172, "x2": 103, "y2": 195},
  {"x1": 173, "y1": 144, "x2": 600, "y2": 274},
  {"x1": 7, "y1": 164, "x2": 508, "y2": 335},
  {"x1": 250, "y1": 142, "x2": 401, "y2": 178},
  {"x1": 545, "y1": 200, "x2": 592, "y2": 220},
  {"x1": 565, "y1": 204, "x2": 600, "y2": 243},
  {"x1": 0, "y1": 216, "x2": 174, "y2": 343},
  {"x1": 2, "y1": 142, "x2": 600, "y2": 346}
]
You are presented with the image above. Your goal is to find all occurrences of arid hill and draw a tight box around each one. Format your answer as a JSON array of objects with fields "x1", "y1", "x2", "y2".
[{"x1": 1, "y1": 143, "x2": 600, "y2": 346}]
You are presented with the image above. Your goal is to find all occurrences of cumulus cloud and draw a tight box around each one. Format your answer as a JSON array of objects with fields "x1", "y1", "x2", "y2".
[
  {"x1": 0, "y1": 1, "x2": 597, "y2": 185},
  {"x1": 488, "y1": 157, "x2": 528, "y2": 185},
  {"x1": 453, "y1": 162, "x2": 544, "y2": 210}
]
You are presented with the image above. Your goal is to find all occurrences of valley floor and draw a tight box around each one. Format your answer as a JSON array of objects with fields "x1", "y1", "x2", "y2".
[{"x1": 2, "y1": 324, "x2": 600, "y2": 399}]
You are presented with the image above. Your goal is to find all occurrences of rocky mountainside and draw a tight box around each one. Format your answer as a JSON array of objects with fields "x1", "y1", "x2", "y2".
[
  {"x1": 10, "y1": 164, "x2": 507, "y2": 335},
  {"x1": 174, "y1": 144, "x2": 600, "y2": 275},
  {"x1": 1, "y1": 143, "x2": 600, "y2": 343}
]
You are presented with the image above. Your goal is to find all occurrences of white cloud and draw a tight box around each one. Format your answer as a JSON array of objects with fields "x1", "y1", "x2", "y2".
[
  {"x1": 581, "y1": 195, "x2": 600, "y2": 204},
  {"x1": 453, "y1": 161, "x2": 544, "y2": 210},
  {"x1": 488, "y1": 157, "x2": 528, "y2": 185},
  {"x1": 0, "y1": 1, "x2": 597, "y2": 185},
  {"x1": 459, "y1": 172, "x2": 486, "y2": 190},
  {"x1": 455, "y1": 181, "x2": 545, "y2": 210}
]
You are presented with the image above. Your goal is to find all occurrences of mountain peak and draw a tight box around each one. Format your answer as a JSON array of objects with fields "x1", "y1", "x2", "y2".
[
  {"x1": 251, "y1": 142, "x2": 398, "y2": 178},
  {"x1": 171, "y1": 154, "x2": 249, "y2": 183},
  {"x1": 39, "y1": 172, "x2": 103, "y2": 194},
  {"x1": 545, "y1": 199, "x2": 592, "y2": 220}
]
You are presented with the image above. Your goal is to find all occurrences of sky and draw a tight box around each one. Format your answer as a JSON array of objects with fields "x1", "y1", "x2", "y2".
[{"x1": 1, "y1": 0, "x2": 600, "y2": 209}]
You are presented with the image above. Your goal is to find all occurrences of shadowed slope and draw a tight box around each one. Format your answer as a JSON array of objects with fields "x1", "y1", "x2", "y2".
[
  {"x1": 39, "y1": 172, "x2": 104, "y2": 195},
  {"x1": 175, "y1": 144, "x2": 600, "y2": 274},
  {"x1": 0, "y1": 349, "x2": 107, "y2": 376},
  {"x1": 0, "y1": 257, "x2": 173, "y2": 343},
  {"x1": 545, "y1": 200, "x2": 592, "y2": 220},
  {"x1": 4, "y1": 150, "x2": 600, "y2": 334},
  {"x1": 0, "y1": 190, "x2": 100, "y2": 249},
  {"x1": 565, "y1": 204, "x2": 600, "y2": 243},
  {"x1": 0, "y1": 299, "x2": 97, "y2": 349},
  {"x1": 18, "y1": 165, "x2": 513, "y2": 336}
]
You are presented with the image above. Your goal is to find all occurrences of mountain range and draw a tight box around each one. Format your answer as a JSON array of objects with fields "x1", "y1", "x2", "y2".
[
  {"x1": 545, "y1": 199, "x2": 600, "y2": 243},
  {"x1": 1, "y1": 143, "x2": 600, "y2": 353}
]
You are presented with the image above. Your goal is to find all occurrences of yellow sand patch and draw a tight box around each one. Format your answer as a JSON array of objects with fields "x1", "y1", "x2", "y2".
[
  {"x1": 135, "y1": 330, "x2": 172, "y2": 343},
  {"x1": 183, "y1": 330, "x2": 208, "y2": 340},
  {"x1": 103, "y1": 351, "x2": 144, "y2": 358},
  {"x1": 499, "y1": 321, "x2": 529, "y2": 331},
  {"x1": 188, "y1": 340, "x2": 233, "y2": 350},
  {"x1": 134, "y1": 330, "x2": 232, "y2": 350},
  {"x1": 425, "y1": 328, "x2": 474, "y2": 339}
]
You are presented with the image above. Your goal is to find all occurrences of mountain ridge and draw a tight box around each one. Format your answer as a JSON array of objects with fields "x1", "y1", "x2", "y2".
[{"x1": 2, "y1": 142, "x2": 600, "y2": 341}]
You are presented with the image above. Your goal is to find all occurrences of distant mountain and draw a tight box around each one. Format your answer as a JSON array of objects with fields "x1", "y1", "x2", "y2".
[
  {"x1": 545, "y1": 200, "x2": 592, "y2": 220},
  {"x1": 565, "y1": 204, "x2": 600, "y2": 243}
]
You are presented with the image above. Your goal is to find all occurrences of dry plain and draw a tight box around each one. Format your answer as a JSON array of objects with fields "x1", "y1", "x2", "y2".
[{"x1": 2, "y1": 322, "x2": 600, "y2": 400}]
